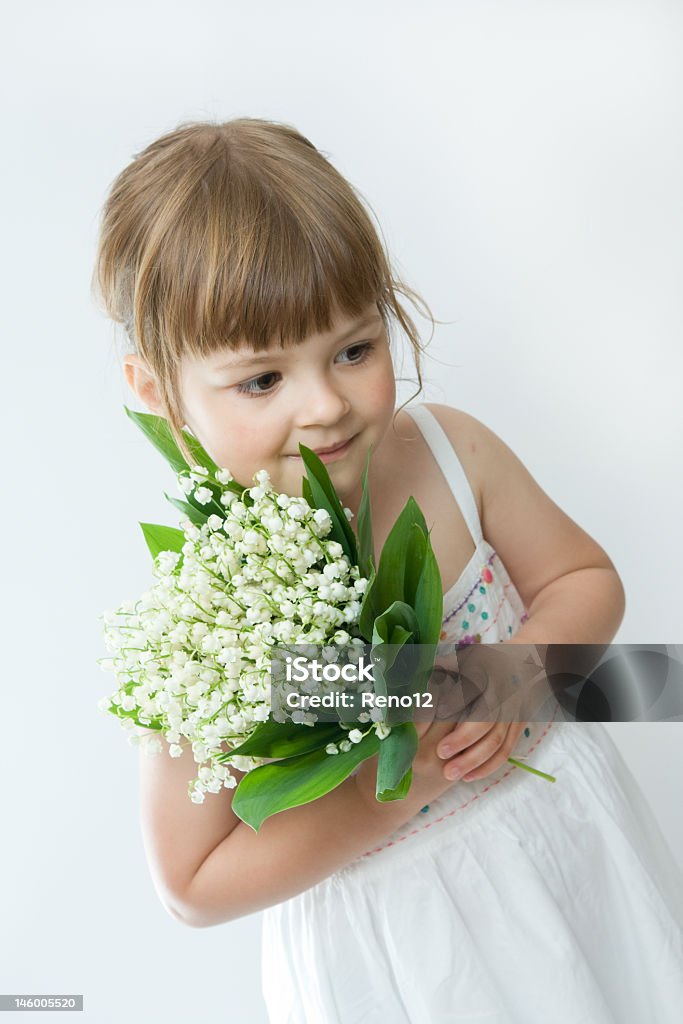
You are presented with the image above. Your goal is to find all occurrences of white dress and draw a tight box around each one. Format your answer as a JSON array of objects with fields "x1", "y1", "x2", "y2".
[{"x1": 261, "y1": 404, "x2": 683, "y2": 1023}]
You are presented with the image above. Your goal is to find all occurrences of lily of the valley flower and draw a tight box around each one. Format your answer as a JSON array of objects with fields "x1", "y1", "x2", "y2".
[{"x1": 98, "y1": 464, "x2": 377, "y2": 804}]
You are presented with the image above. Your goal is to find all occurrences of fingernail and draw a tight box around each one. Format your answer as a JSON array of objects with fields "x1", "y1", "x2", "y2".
[
  {"x1": 446, "y1": 765, "x2": 463, "y2": 780},
  {"x1": 438, "y1": 746, "x2": 452, "y2": 759}
]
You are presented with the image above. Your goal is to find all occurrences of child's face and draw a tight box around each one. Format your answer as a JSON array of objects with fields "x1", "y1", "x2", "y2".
[{"x1": 176, "y1": 302, "x2": 396, "y2": 504}]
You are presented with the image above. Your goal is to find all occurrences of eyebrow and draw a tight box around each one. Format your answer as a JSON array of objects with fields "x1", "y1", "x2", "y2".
[{"x1": 211, "y1": 314, "x2": 383, "y2": 371}]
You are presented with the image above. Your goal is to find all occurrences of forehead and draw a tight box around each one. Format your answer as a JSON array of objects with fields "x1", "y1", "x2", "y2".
[{"x1": 195, "y1": 303, "x2": 383, "y2": 371}]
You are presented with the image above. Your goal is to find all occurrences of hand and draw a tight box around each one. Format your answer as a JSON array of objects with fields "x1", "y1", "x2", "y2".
[
  {"x1": 355, "y1": 673, "x2": 466, "y2": 811},
  {"x1": 428, "y1": 643, "x2": 552, "y2": 782},
  {"x1": 410, "y1": 708, "x2": 470, "y2": 799},
  {"x1": 435, "y1": 710, "x2": 529, "y2": 783}
]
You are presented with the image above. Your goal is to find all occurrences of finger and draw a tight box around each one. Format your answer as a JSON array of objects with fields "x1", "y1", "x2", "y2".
[
  {"x1": 436, "y1": 694, "x2": 503, "y2": 758},
  {"x1": 435, "y1": 717, "x2": 499, "y2": 759},
  {"x1": 443, "y1": 722, "x2": 510, "y2": 780},
  {"x1": 460, "y1": 725, "x2": 526, "y2": 781}
]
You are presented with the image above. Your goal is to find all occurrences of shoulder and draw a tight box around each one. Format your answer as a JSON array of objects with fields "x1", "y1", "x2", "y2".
[
  {"x1": 394, "y1": 402, "x2": 493, "y2": 521},
  {"x1": 411, "y1": 402, "x2": 535, "y2": 505},
  {"x1": 405, "y1": 403, "x2": 617, "y2": 610}
]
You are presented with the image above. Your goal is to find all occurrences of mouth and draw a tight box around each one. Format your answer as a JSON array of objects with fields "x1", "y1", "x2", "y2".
[{"x1": 287, "y1": 434, "x2": 358, "y2": 464}]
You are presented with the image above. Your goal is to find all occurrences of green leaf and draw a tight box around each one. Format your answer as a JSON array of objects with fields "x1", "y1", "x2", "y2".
[
  {"x1": 125, "y1": 406, "x2": 235, "y2": 519},
  {"x1": 124, "y1": 406, "x2": 219, "y2": 476},
  {"x1": 106, "y1": 699, "x2": 164, "y2": 732},
  {"x1": 371, "y1": 601, "x2": 418, "y2": 648},
  {"x1": 215, "y1": 719, "x2": 345, "y2": 760},
  {"x1": 371, "y1": 601, "x2": 438, "y2": 720},
  {"x1": 163, "y1": 492, "x2": 210, "y2": 526},
  {"x1": 139, "y1": 522, "x2": 186, "y2": 559},
  {"x1": 376, "y1": 766, "x2": 413, "y2": 802},
  {"x1": 414, "y1": 532, "x2": 444, "y2": 648},
  {"x1": 375, "y1": 722, "x2": 418, "y2": 796},
  {"x1": 301, "y1": 476, "x2": 315, "y2": 510},
  {"x1": 358, "y1": 497, "x2": 444, "y2": 649},
  {"x1": 356, "y1": 444, "x2": 375, "y2": 578},
  {"x1": 231, "y1": 729, "x2": 381, "y2": 832},
  {"x1": 358, "y1": 496, "x2": 429, "y2": 627},
  {"x1": 358, "y1": 571, "x2": 380, "y2": 640},
  {"x1": 403, "y1": 523, "x2": 427, "y2": 609},
  {"x1": 298, "y1": 444, "x2": 358, "y2": 565},
  {"x1": 370, "y1": 600, "x2": 418, "y2": 699}
]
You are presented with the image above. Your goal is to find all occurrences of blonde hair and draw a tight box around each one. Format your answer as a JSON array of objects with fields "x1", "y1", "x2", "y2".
[{"x1": 91, "y1": 117, "x2": 439, "y2": 467}]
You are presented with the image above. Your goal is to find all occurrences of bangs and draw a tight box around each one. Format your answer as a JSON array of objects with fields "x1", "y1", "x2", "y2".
[
  {"x1": 93, "y1": 118, "x2": 435, "y2": 468},
  {"x1": 131, "y1": 125, "x2": 391, "y2": 360}
]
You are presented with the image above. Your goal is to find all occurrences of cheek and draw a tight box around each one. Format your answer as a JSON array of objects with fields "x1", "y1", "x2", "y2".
[
  {"x1": 238, "y1": 412, "x2": 290, "y2": 453},
  {"x1": 218, "y1": 411, "x2": 290, "y2": 478},
  {"x1": 366, "y1": 354, "x2": 396, "y2": 413},
  {"x1": 189, "y1": 402, "x2": 259, "y2": 472}
]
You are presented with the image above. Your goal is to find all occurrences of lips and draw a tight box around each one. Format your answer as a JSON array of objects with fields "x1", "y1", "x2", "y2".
[
  {"x1": 286, "y1": 434, "x2": 357, "y2": 459},
  {"x1": 314, "y1": 437, "x2": 354, "y2": 455}
]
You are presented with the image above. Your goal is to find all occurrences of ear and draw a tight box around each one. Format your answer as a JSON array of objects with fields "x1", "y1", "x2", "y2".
[{"x1": 122, "y1": 355, "x2": 166, "y2": 416}]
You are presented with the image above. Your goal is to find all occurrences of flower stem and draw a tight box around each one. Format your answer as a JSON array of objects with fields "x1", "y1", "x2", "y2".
[{"x1": 507, "y1": 757, "x2": 556, "y2": 783}]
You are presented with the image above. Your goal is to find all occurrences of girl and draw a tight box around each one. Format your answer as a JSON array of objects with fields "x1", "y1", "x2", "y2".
[{"x1": 92, "y1": 118, "x2": 683, "y2": 1023}]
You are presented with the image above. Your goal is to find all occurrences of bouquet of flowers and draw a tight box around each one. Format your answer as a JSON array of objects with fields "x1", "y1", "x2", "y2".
[{"x1": 98, "y1": 408, "x2": 552, "y2": 832}]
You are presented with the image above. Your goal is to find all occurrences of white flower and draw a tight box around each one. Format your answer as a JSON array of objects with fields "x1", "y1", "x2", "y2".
[
  {"x1": 325, "y1": 743, "x2": 339, "y2": 755},
  {"x1": 312, "y1": 508, "x2": 332, "y2": 533},
  {"x1": 177, "y1": 474, "x2": 195, "y2": 496},
  {"x1": 228, "y1": 754, "x2": 257, "y2": 772},
  {"x1": 99, "y1": 464, "x2": 373, "y2": 805},
  {"x1": 249, "y1": 485, "x2": 269, "y2": 501},
  {"x1": 193, "y1": 486, "x2": 214, "y2": 506}
]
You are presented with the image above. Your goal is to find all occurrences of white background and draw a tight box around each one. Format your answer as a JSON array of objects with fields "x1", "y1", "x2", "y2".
[{"x1": 1, "y1": 1, "x2": 682, "y2": 1021}]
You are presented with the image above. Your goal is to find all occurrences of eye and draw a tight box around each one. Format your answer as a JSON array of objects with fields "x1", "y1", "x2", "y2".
[
  {"x1": 336, "y1": 341, "x2": 375, "y2": 365},
  {"x1": 233, "y1": 342, "x2": 375, "y2": 399},
  {"x1": 236, "y1": 371, "x2": 282, "y2": 397}
]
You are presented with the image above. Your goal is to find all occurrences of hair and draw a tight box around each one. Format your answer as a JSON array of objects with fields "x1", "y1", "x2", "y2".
[{"x1": 91, "y1": 117, "x2": 440, "y2": 468}]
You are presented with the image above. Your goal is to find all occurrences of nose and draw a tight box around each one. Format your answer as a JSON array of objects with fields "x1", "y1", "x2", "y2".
[{"x1": 295, "y1": 373, "x2": 351, "y2": 427}]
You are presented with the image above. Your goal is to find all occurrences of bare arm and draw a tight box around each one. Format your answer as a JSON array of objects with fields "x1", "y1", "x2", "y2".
[
  {"x1": 179, "y1": 757, "x2": 440, "y2": 928},
  {"x1": 139, "y1": 712, "x2": 457, "y2": 929},
  {"x1": 137, "y1": 733, "x2": 249, "y2": 922}
]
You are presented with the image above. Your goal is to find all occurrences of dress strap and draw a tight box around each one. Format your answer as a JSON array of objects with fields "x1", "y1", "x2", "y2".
[{"x1": 404, "y1": 404, "x2": 483, "y2": 547}]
